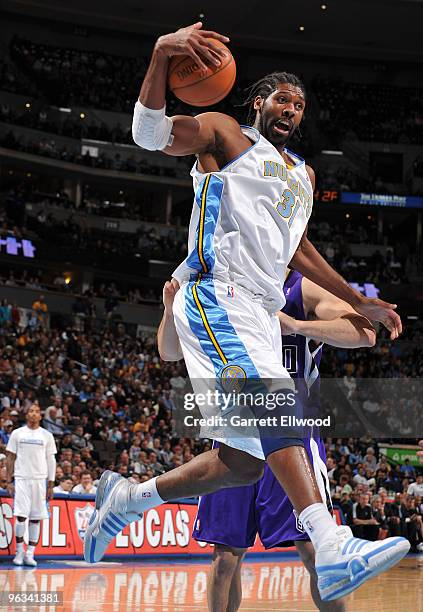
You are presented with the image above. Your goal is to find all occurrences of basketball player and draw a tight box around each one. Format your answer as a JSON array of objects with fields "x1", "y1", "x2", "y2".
[
  {"x1": 5, "y1": 404, "x2": 57, "y2": 566},
  {"x1": 85, "y1": 23, "x2": 408, "y2": 600},
  {"x1": 158, "y1": 273, "x2": 376, "y2": 611}
]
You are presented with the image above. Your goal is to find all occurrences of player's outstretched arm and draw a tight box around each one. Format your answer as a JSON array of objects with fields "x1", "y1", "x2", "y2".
[
  {"x1": 277, "y1": 279, "x2": 376, "y2": 348},
  {"x1": 295, "y1": 278, "x2": 376, "y2": 348},
  {"x1": 290, "y1": 229, "x2": 402, "y2": 340},
  {"x1": 157, "y1": 279, "x2": 184, "y2": 361},
  {"x1": 133, "y1": 22, "x2": 247, "y2": 159}
]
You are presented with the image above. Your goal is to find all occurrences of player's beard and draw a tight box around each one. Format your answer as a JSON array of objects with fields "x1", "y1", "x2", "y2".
[{"x1": 258, "y1": 112, "x2": 295, "y2": 148}]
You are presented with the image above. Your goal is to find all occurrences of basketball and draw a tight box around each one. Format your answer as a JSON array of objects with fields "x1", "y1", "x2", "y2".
[{"x1": 168, "y1": 39, "x2": 236, "y2": 107}]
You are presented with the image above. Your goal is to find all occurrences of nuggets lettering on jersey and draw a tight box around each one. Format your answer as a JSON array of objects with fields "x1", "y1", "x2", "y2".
[
  {"x1": 263, "y1": 160, "x2": 313, "y2": 224},
  {"x1": 173, "y1": 126, "x2": 314, "y2": 313}
]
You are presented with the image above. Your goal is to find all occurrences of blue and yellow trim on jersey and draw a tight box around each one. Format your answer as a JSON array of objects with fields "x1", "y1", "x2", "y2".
[
  {"x1": 197, "y1": 174, "x2": 211, "y2": 273},
  {"x1": 187, "y1": 173, "x2": 224, "y2": 275},
  {"x1": 184, "y1": 173, "x2": 260, "y2": 376},
  {"x1": 185, "y1": 172, "x2": 229, "y2": 369}
]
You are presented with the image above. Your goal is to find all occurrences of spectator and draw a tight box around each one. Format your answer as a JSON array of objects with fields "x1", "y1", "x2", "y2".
[
  {"x1": 383, "y1": 492, "x2": 402, "y2": 537},
  {"x1": 349, "y1": 493, "x2": 380, "y2": 541},
  {"x1": 53, "y1": 476, "x2": 74, "y2": 494},
  {"x1": 1, "y1": 388, "x2": 20, "y2": 412},
  {"x1": 365, "y1": 468, "x2": 377, "y2": 491},
  {"x1": 43, "y1": 407, "x2": 63, "y2": 436},
  {"x1": 148, "y1": 451, "x2": 165, "y2": 476},
  {"x1": 45, "y1": 397, "x2": 63, "y2": 420},
  {"x1": 353, "y1": 466, "x2": 368, "y2": 486},
  {"x1": 0, "y1": 417, "x2": 10, "y2": 445},
  {"x1": 0, "y1": 300, "x2": 11, "y2": 326},
  {"x1": 327, "y1": 456, "x2": 340, "y2": 495},
  {"x1": 31, "y1": 294, "x2": 48, "y2": 327},
  {"x1": 157, "y1": 440, "x2": 173, "y2": 467},
  {"x1": 400, "y1": 494, "x2": 423, "y2": 552},
  {"x1": 363, "y1": 447, "x2": 377, "y2": 471},
  {"x1": 400, "y1": 459, "x2": 416, "y2": 481},
  {"x1": 371, "y1": 495, "x2": 388, "y2": 539},
  {"x1": 71, "y1": 425, "x2": 90, "y2": 450},
  {"x1": 72, "y1": 471, "x2": 97, "y2": 494},
  {"x1": 383, "y1": 466, "x2": 404, "y2": 494},
  {"x1": 408, "y1": 474, "x2": 423, "y2": 498}
]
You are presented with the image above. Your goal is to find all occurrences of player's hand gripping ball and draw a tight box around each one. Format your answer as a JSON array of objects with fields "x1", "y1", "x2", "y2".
[{"x1": 162, "y1": 22, "x2": 236, "y2": 106}]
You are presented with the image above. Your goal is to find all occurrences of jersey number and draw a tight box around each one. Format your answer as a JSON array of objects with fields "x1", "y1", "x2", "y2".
[
  {"x1": 276, "y1": 189, "x2": 301, "y2": 228},
  {"x1": 282, "y1": 345, "x2": 298, "y2": 375}
]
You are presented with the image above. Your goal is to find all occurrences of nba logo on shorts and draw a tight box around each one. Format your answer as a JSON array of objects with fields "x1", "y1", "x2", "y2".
[{"x1": 227, "y1": 285, "x2": 234, "y2": 298}]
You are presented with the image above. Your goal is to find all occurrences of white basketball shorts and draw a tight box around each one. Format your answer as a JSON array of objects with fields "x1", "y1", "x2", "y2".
[
  {"x1": 172, "y1": 275, "x2": 294, "y2": 460},
  {"x1": 14, "y1": 478, "x2": 49, "y2": 520}
]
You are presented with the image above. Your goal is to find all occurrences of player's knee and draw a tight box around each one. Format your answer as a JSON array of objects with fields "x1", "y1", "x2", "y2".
[
  {"x1": 219, "y1": 444, "x2": 264, "y2": 485},
  {"x1": 229, "y1": 455, "x2": 264, "y2": 484},
  {"x1": 212, "y1": 547, "x2": 242, "y2": 580},
  {"x1": 16, "y1": 516, "x2": 26, "y2": 523}
]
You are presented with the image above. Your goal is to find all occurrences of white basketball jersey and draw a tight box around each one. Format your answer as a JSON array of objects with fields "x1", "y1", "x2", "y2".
[{"x1": 172, "y1": 126, "x2": 313, "y2": 313}]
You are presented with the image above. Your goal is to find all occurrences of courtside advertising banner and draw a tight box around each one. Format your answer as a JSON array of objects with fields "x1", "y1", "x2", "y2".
[{"x1": 0, "y1": 493, "x2": 341, "y2": 557}]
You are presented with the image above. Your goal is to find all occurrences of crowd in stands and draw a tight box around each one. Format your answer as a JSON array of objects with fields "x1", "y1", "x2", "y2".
[
  {"x1": 8, "y1": 36, "x2": 147, "y2": 114},
  {"x1": 4, "y1": 36, "x2": 422, "y2": 147},
  {"x1": 0, "y1": 55, "x2": 38, "y2": 98},
  {"x1": 313, "y1": 75, "x2": 423, "y2": 146},
  {"x1": 314, "y1": 164, "x2": 375, "y2": 194},
  {"x1": 1, "y1": 188, "x2": 188, "y2": 268},
  {"x1": 309, "y1": 221, "x2": 423, "y2": 285},
  {"x1": 5, "y1": 35, "x2": 247, "y2": 119},
  {"x1": 2, "y1": 36, "x2": 422, "y2": 154},
  {"x1": 2, "y1": 188, "x2": 422, "y2": 305},
  {"x1": 2, "y1": 36, "x2": 423, "y2": 208},
  {"x1": 326, "y1": 440, "x2": 423, "y2": 552},
  {"x1": 0, "y1": 309, "x2": 203, "y2": 492},
  {"x1": 0, "y1": 129, "x2": 190, "y2": 179},
  {"x1": 0, "y1": 36, "x2": 423, "y2": 169},
  {"x1": 3, "y1": 180, "x2": 175, "y2": 224},
  {"x1": 0, "y1": 101, "x2": 132, "y2": 145},
  {"x1": 28, "y1": 210, "x2": 187, "y2": 265},
  {"x1": 0, "y1": 267, "x2": 163, "y2": 309}
]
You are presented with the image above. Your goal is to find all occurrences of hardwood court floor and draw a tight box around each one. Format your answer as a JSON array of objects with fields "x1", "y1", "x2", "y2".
[{"x1": 0, "y1": 555, "x2": 421, "y2": 611}]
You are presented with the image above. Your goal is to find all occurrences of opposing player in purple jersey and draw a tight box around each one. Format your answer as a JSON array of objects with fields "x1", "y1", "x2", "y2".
[{"x1": 158, "y1": 270, "x2": 377, "y2": 611}]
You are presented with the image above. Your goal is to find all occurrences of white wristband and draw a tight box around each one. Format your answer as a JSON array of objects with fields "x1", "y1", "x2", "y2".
[{"x1": 132, "y1": 100, "x2": 174, "y2": 151}]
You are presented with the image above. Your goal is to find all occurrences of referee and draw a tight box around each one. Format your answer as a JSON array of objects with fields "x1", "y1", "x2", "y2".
[{"x1": 5, "y1": 404, "x2": 57, "y2": 566}]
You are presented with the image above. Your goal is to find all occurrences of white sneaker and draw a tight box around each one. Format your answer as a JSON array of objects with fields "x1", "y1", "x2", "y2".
[
  {"x1": 13, "y1": 550, "x2": 25, "y2": 566},
  {"x1": 83, "y1": 470, "x2": 141, "y2": 564},
  {"x1": 316, "y1": 526, "x2": 410, "y2": 601},
  {"x1": 416, "y1": 542, "x2": 423, "y2": 552},
  {"x1": 23, "y1": 554, "x2": 37, "y2": 567}
]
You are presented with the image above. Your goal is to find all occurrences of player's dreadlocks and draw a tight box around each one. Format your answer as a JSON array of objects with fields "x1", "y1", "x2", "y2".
[{"x1": 241, "y1": 72, "x2": 306, "y2": 125}]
